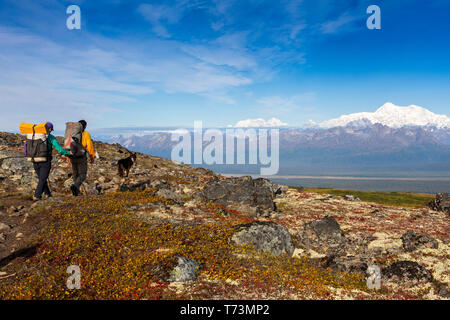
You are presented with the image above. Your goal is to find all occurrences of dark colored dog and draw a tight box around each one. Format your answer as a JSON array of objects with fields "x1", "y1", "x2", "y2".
[{"x1": 118, "y1": 153, "x2": 137, "y2": 177}]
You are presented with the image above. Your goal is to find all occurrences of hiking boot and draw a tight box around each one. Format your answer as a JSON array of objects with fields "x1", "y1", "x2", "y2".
[
  {"x1": 70, "y1": 185, "x2": 80, "y2": 197},
  {"x1": 32, "y1": 195, "x2": 41, "y2": 202},
  {"x1": 42, "y1": 193, "x2": 52, "y2": 200}
]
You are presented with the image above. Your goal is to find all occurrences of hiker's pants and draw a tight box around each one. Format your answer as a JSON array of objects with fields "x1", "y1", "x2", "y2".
[
  {"x1": 71, "y1": 155, "x2": 88, "y2": 189},
  {"x1": 33, "y1": 160, "x2": 52, "y2": 198}
]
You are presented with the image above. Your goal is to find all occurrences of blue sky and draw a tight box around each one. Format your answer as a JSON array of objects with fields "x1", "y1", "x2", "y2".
[{"x1": 1, "y1": 0, "x2": 449, "y2": 130}]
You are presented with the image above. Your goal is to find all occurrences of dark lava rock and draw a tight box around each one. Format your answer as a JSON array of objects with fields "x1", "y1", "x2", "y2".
[
  {"x1": 427, "y1": 193, "x2": 450, "y2": 214},
  {"x1": 298, "y1": 216, "x2": 346, "y2": 256},
  {"x1": 199, "y1": 176, "x2": 278, "y2": 211},
  {"x1": 231, "y1": 221, "x2": 294, "y2": 257},
  {"x1": 382, "y1": 260, "x2": 433, "y2": 283},
  {"x1": 401, "y1": 231, "x2": 438, "y2": 252}
]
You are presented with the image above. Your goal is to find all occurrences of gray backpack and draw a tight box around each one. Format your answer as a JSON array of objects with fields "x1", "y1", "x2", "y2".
[
  {"x1": 25, "y1": 133, "x2": 50, "y2": 162},
  {"x1": 64, "y1": 122, "x2": 85, "y2": 157}
]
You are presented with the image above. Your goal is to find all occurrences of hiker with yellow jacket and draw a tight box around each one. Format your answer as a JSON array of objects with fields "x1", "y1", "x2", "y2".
[{"x1": 69, "y1": 120, "x2": 95, "y2": 196}]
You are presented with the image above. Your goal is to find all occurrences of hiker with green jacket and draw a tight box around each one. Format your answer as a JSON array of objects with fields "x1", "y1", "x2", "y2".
[{"x1": 29, "y1": 122, "x2": 71, "y2": 200}]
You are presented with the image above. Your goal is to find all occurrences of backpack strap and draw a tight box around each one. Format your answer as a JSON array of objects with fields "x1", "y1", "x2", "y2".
[
  {"x1": 47, "y1": 135, "x2": 52, "y2": 158},
  {"x1": 31, "y1": 125, "x2": 35, "y2": 162}
]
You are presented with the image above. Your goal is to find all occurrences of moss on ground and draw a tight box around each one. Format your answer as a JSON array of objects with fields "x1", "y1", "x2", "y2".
[
  {"x1": 0, "y1": 190, "x2": 367, "y2": 299},
  {"x1": 299, "y1": 187, "x2": 435, "y2": 208}
]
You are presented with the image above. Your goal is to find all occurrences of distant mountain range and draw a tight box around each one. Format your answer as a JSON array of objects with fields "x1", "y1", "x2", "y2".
[{"x1": 92, "y1": 103, "x2": 450, "y2": 177}]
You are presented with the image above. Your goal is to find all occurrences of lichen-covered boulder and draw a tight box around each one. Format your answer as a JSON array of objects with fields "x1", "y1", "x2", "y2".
[
  {"x1": 199, "y1": 176, "x2": 278, "y2": 212},
  {"x1": 168, "y1": 256, "x2": 200, "y2": 282},
  {"x1": 0, "y1": 150, "x2": 33, "y2": 173},
  {"x1": 156, "y1": 188, "x2": 184, "y2": 206},
  {"x1": 297, "y1": 216, "x2": 346, "y2": 256},
  {"x1": 427, "y1": 193, "x2": 450, "y2": 214},
  {"x1": 148, "y1": 255, "x2": 200, "y2": 282},
  {"x1": 231, "y1": 221, "x2": 294, "y2": 257},
  {"x1": 401, "y1": 231, "x2": 438, "y2": 252}
]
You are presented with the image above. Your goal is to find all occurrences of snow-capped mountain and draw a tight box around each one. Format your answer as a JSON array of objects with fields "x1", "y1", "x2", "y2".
[
  {"x1": 319, "y1": 103, "x2": 450, "y2": 129},
  {"x1": 90, "y1": 102, "x2": 450, "y2": 177}
]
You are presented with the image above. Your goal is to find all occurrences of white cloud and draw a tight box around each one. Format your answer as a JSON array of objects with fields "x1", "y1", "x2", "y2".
[
  {"x1": 0, "y1": 26, "x2": 257, "y2": 130},
  {"x1": 181, "y1": 32, "x2": 257, "y2": 70},
  {"x1": 256, "y1": 93, "x2": 316, "y2": 115},
  {"x1": 320, "y1": 12, "x2": 358, "y2": 34},
  {"x1": 289, "y1": 23, "x2": 306, "y2": 39},
  {"x1": 234, "y1": 118, "x2": 288, "y2": 127},
  {"x1": 137, "y1": 3, "x2": 184, "y2": 38}
]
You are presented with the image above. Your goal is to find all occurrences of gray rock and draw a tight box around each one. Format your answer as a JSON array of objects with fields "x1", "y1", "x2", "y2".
[
  {"x1": 319, "y1": 255, "x2": 368, "y2": 275},
  {"x1": 0, "y1": 150, "x2": 24, "y2": 160},
  {"x1": 129, "y1": 202, "x2": 166, "y2": 211},
  {"x1": 168, "y1": 256, "x2": 201, "y2": 282},
  {"x1": 344, "y1": 195, "x2": 361, "y2": 202},
  {"x1": 382, "y1": 260, "x2": 433, "y2": 283},
  {"x1": 119, "y1": 180, "x2": 151, "y2": 192},
  {"x1": 401, "y1": 231, "x2": 438, "y2": 252},
  {"x1": 0, "y1": 150, "x2": 32, "y2": 172},
  {"x1": 231, "y1": 221, "x2": 294, "y2": 257},
  {"x1": 150, "y1": 179, "x2": 169, "y2": 189},
  {"x1": 199, "y1": 176, "x2": 277, "y2": 211},
  {"x1": 297, "y1": 216, "x2": 346, "y2": 256},
  {"x1": 79, "y1": 183, "x2": 103, "y2": 195},
  {"x1": 427, "y1": 193, "x2": 450, "y2": 214},
  {"x1": 318, "y1": 195, "x2": 339, "y2": 201},
  {"x1": 0, "y1": 133, "x2": 24, "y2": 148},
  {"x1": 148, "y1": 255, "x2": 200, "y2": 282},
  {"x1": 438, "y1": 287, "x2": 450, "y2": 298},
  {"x1": 156, "y1": 189, "x2": 184, "y2": 205},
  {"x1": 253, "y1": 178, "x2": 282, "y2": 196}
]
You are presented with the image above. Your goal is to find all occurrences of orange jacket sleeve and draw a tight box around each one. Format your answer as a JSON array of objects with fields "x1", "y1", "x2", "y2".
[{"x1": 82, "y1": 131, "x2": 95, "y2": 159}]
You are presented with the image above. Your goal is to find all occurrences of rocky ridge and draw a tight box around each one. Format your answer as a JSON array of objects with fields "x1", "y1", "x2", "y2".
[{"x1": 0, "y1": 131, "x2": 448, "y2": 300}]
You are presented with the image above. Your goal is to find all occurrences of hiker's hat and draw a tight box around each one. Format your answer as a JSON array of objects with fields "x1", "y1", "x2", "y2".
[{"x1": 46, "y1": 122, "x2": 54, "y2": 131}]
